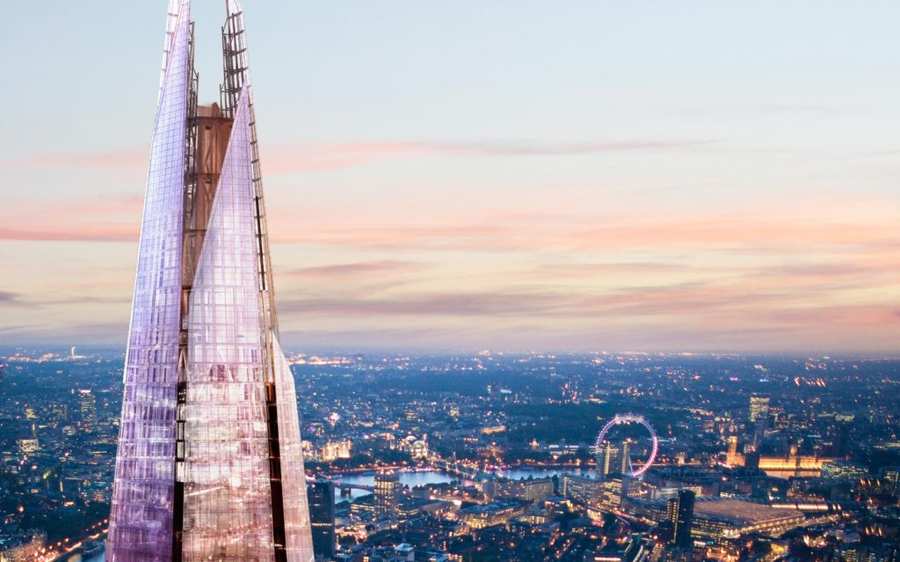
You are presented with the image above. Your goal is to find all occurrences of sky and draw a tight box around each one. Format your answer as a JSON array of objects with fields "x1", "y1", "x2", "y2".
[{"x1": 1, "y1": 1, "x2": 899, "y2": 353}]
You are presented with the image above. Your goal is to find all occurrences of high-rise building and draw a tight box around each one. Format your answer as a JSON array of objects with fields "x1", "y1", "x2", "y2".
[
  {"x1": 307, "y1": 482, "x2": 336, "y2": 561},
  {"x1": 726, "y1": 435, "x2": 742, "y2": 466},
  {"x1": 666, "y1": 489, "x2": 695, "y2": 548},
  {"x1": 599, "y1": 442, "x2": 617, "y2": 478},
  {"x1": 749, "y1": 395, "x2": 770, "y2": 424},
  {"x1": 620, "y1": 440, "x2": 632, "y2": 475},
  {"x1": 78, "y1": 389, "x2": 97, "y2": 434},
  {"x1": 374, "y1": 472, "x2": 400, "y2": 518},
  {"x1": 107, "y1": 2, "x2": 313, "y2": 561}
]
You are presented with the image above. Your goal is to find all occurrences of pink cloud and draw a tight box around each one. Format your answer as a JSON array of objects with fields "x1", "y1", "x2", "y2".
[
  {"x1": 276, "y1": 278, "x2": 876, "y2": 320},
  {"x1": 287, "y1": 260, "x2": 428, "y2": 278},
  {"x1": 11, "y1": 138, "x2": 713, "y2": 175},
  {"x1": 268, "y1": 215, "x2": 899, "y2": 256},
  {"x1": 0, "y1": 291, "x2": 25, "y2": 306},
  {"x1": 0, "y1": 225, "x2": 137, "y2": 242},
  {"x1": 15, "y1": 149, "x2": 147, "y2": 170},
  {"x1": 3, "y1": 199, "x2": 898, "y2": 260}
]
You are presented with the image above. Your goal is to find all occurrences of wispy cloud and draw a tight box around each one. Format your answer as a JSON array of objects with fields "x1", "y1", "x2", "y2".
[
  {"x1": 36, "y1": 295, "x2": 132, "y2": 306},
  {"x1": 0, "y1": 226, "x2": 136, "y2": 242},
  {"x1": 532, "y1": 262, "x2": 693, "y2": 278},
  {"x1": 280, "y1": 215, "x2": 900, "y2": 255},
  {"x1": 0, "y1": 291, "x2": 25, "y2": 306},
  {"x1": 10, "y1": 138, "x2": 715, "y2": 175},
  {"x1": 278, "y1": 282, "x2": 783, "y2": 319},
  {"x1": 278, "y1": 265, "x2": 900, "y2": 324},
  {"x1": 287, "y1": 260, "x2": 428, "y2": 278},
  {"x1": 3, "y1": 203, "x2": 898, "y2": 259},
  {"x1": 257, "y1": 139, "x2": 718, "y2": 174},
  {"x1": 280, "y1": 291, "x2": 560, "y2": 318},
  {"x1": 0, "y1": 194, "x2": 141, "y2": 242},
  {"x1": 0, "y1": 322, "x2": 129, "y2": 345},
  {"x1": 13, "y1": 149, "x2": 147, "y2": 170}
]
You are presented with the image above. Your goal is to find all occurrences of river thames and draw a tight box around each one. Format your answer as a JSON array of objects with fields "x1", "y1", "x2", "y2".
[
  {"x1": 75, "y1": 466, "x2": 595, "y2": 561},
  {"x1": 331, "y1": 466, "x2": 598, "y2": 501}
]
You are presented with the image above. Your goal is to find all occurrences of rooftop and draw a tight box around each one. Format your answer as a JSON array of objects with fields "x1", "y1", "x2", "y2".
[{"x1": 694, "y1": 499, "x2": 803, "y2": 525}]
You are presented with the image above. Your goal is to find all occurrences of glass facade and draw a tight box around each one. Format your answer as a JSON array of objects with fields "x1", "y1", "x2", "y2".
[
  {"x1": 107, "y1": 4, "x2": 191, "y2": 561},
  {"x1": 273, "y1": 337, "x2": 315, "y2": 561},
  {"x1": 109, "y1": 2, "x2": 313, "y2": 560},
  {"x1": 181, "y1": 90, "x2": 275, "y2": 561}
]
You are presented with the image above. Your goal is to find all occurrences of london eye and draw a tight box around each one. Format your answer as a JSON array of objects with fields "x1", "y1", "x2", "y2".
[{"x1": 594, "y1": 413, "x2": 659, "y2": 478}]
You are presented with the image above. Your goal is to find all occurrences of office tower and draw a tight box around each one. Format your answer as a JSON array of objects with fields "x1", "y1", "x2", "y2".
[
  {"x1": 601, "y1": 442, "x2": 615, "y2": 477},
  {"x1": 307, "y1": 482, "x2": 336, "y2": 561},
  {"x1": 78, "y1": 389, "x2": 97, "y2": 434},
  {"x1": 666, "y1": 489, "x2": 695, "y2": 548},
  {"x1": 665, "y1": 496, "x2": 677, "y2": 539},
  {"x1": 374, "y1": 472, "x2": 400, "y2": 518},
  {"x1": 726, "y1": 435, "x2": 742, "y2": 466},
  {"x1": 107, "y1": 2, "x2": 314, "y2": 561},
  {"x1": 882, "y1": 468, "x2": 899, "y2": 495},
  {"x1": 620, "y1": 440, "x2": 631, "y2": 475},
  {"x1": 727, "y1": 436, "x2": 738, "y2": 456},
  {"x1": 749, "y1": 395, "x2": 770, "y2": 424}
]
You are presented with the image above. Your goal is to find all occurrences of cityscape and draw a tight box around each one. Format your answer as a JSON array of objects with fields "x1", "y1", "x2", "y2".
[
  {"x1": 2, "y1": 1, "x2": 900, "y2": 561},
  {"x1": 1, "y1": 348, "x2": 898, "y2": 560}
]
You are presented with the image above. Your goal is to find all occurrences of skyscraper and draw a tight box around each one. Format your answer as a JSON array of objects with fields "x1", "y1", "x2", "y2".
[
  {"x1": 374, "y1": 472, "x2": 400, "y2": 519},
  {"x1": 620, "y1": 439, "x2": 631, "y2": 475},
  {"x1": 726, "y1": 435, "x2": 741, "y2": 466},
  {"x1": 749, "y1": 395, "x2": 770, "y2": 424},
  {"x1": 78, "y1": 389, "x2": 97, "y2": 434},
  {"x1": 600, "y1": 442, "x2": 616, "y2": 478},
  {"x1": 666, "y1": 489, "x2": 695, "y2": 548},
  {"x1": 107, "y1": 2, "x2": 313, "y2": 561},
  {"x1": 306, "y1": 482, "x2": 336, "y2": 560}
]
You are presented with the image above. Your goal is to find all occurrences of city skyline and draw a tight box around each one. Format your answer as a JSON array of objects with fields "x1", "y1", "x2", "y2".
[
  {"x1": 2, "y1": 4, "x2": 899, "y2": 561},
  {"x1": 2, "y1": 2, "x2": 900, "y2": 353},
  {"x1": 3, "y1": 349, "x2": 897, "y2": 560}
]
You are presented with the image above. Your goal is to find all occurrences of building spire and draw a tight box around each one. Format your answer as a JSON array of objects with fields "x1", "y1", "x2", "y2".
[
  {"x1": 110, "y1": 4, "x2": 312, "y2": 560},
  {"x1": 226, "y1": 0, "x2": 243, "y2": 17},
  {"x1": 160, "y1": 0, "x2": 191, "y2": 99}
]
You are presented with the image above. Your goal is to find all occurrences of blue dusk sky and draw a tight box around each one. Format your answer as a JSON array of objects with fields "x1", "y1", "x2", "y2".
[{"x1": 1, "y1": 1, "x2": 899, "y2": 353}]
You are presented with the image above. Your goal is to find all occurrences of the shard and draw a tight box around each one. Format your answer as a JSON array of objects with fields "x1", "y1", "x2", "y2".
[{"x1": 107, "y1": 1, "x2": 314, "y2": 560}]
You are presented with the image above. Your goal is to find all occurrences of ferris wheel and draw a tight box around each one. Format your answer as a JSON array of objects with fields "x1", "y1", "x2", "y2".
[{"x1": 594, "y1": 413, "x2": 659, "y2": 478}]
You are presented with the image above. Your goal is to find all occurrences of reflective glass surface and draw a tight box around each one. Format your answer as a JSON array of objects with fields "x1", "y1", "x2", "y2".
[
  {"x1": 110, "y1": 4, "x2": 314, "y2": 557},
  {"x1": 181, "y1": 90, "x2": 274, "y2": 561},
  {"x1": 107, "y1": 4, "x2": 191, "y2": 561},
  {"x1": 273, "y1": 337, "x2": 315, "y2": 562}
]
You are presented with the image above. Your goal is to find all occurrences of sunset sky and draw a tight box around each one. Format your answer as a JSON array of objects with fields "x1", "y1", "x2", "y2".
[{"x1": 2, "y1": 1, "x2": 899, "y2": 353}]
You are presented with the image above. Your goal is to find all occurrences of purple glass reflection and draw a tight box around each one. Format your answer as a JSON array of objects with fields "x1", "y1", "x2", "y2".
[{"x1": 107, "y1": 3, "x2": 191, "y2": 561}]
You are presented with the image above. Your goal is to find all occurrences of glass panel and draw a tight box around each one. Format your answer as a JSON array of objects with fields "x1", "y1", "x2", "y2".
[
  {"x1": 273, "y1": 337, "x2": 315, "y2": 562},
  {"x1": 107, "y1": 4, "x2": 191, "y2": 561},
  {"x1": 181, "y1": 89, "x2": 275, "y2": 562}
]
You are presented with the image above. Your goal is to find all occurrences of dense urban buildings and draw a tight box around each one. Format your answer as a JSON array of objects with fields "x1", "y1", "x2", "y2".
[
  {"x1": 104, "y1": 1, "x2": 313, "y2": 560},
  {"x1": 1, "y1": 350, "x2": 898, "y2": 561}
]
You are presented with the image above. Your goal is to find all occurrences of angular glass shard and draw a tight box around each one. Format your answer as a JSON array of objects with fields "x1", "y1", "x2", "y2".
[
  {"x1": 181, "y1": 88, "x2": 275, "y2": 562},
  {"x1": 160, "y1": 0, "x2": 186, "y2": 99},
  {"x1": 107, "y1": 3, "x2": 192, "y2": 561},
  {"x1": 273, "y1": 337, "x2": 316, "y2": 562}
]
